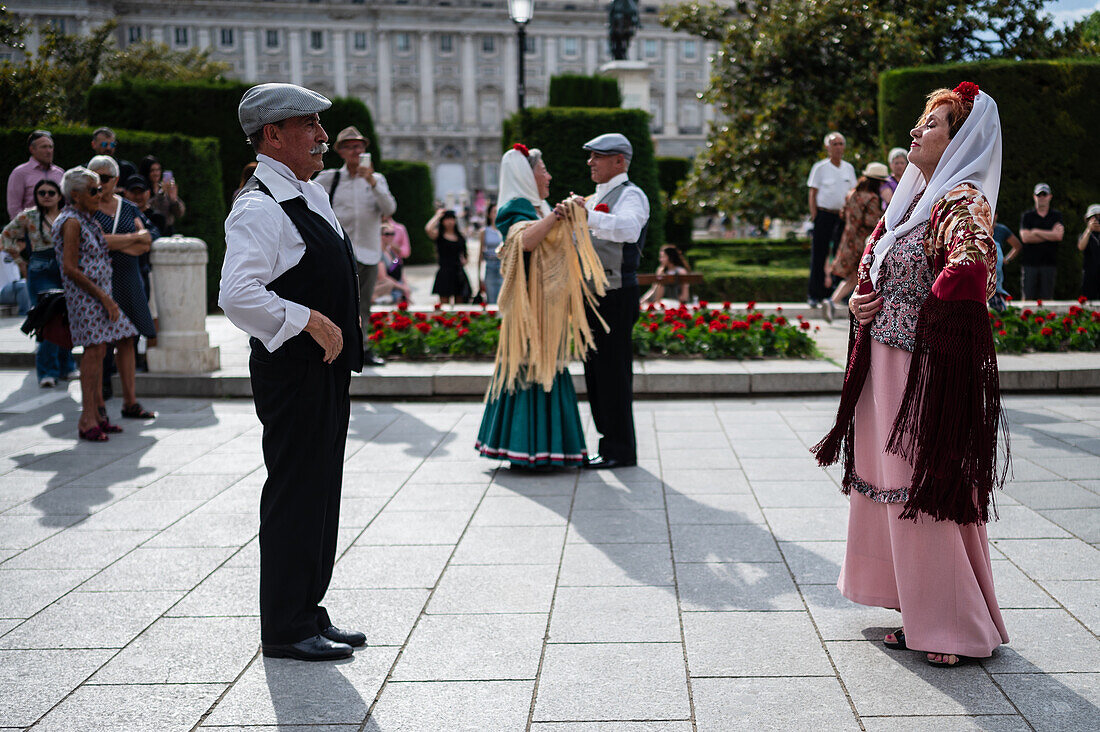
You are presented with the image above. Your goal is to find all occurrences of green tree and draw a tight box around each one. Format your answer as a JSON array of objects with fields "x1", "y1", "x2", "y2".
[
  {"x1": 661, "y1": 0, "x2": 1072, "y2": 224},
  {"x1": 101, "y1": 41, "x2": 229, "y2": 84}
]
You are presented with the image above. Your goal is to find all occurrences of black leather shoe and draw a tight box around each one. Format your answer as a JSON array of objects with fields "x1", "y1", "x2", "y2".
[
  {"x1": 321, "y1": 625, "x2": 367, "y2": 647},
  {"x1": 262, "y1": 634, "x2": 353, "y2": 661},
  {"x1": 363, "y1": 350, "x2": 386, "y2": 367},
  {"x1": 583, "y1": 455, "x2": 637, "y2": 470}
]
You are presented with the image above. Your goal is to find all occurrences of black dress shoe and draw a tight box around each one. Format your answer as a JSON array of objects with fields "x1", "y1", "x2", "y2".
[
  {"x1": 262, "y1": 634, "x2": 353, "y2": 661},
  {"x1": 321, "y1": 625, "x2": 367, "y2": 647},
  {"x1": 582, "y1": 455, "x2": 637, "y2": 470},
  {"x1": 363, "y1": 350, "x2": 386, "y2": 367}
]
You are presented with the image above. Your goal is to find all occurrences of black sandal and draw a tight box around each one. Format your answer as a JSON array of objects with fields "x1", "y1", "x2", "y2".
[
  {"x1": 883, "y1": 628, "x2": 907, "y2": 650},
  {"x1": 121, "y1": 402, "x2": 155, "y2": 419},
  {"x1": 927, "y1": 653, "x2": 974, "y2": 668}
]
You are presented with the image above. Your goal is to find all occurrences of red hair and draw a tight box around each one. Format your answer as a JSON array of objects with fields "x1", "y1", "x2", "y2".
[{"x1": 917, "y1": 82, "x2": 978, "y2": 138}]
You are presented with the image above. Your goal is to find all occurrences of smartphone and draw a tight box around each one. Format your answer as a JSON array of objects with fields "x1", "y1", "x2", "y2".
[
  {"x1": 162, "y1": 170, "x2": 174, "y2": 183},
  {"x1": 359, "y1": 153, "x2": 372, "y2": 168}
]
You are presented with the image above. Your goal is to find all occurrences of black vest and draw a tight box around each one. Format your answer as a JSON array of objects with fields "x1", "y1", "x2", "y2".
[{"x1": 246, "y1": 176, "x2": 364, "y2": 373}]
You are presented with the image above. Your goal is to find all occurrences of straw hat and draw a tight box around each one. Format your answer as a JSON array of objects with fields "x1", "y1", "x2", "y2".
[{"x1": 862, "y1": 162, "x2": 889, "y2": 180}]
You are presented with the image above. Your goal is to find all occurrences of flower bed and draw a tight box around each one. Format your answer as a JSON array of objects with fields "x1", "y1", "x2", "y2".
[
  {"x1": 366, "y1": 301, "x2": 819, "y2": 360},
  {"x1": 991, "y1": 298, "x2": 1100, "y2": 354}
]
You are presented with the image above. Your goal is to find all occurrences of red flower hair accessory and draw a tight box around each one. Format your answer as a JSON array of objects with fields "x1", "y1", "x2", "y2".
[
  {"x1": 953, "y1": 81, "x2": 979, "y2": 105},
  {"x1": 512, "y1": 143, "x2": 530, "y2": 157},
  {"x1": 593, "y1": 203, "x2": 610, "y2": 213}
]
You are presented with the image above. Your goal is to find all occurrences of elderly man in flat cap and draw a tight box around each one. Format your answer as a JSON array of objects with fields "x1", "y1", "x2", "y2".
[
  {"x1": 315, "y1": 126, "x2": 396, "y2": 366},
  {"x1": 220, "y1": 83, "x2": 365, "y2": 661},
  {"x1": 570, "y1": 132, "x2": 650, "y2": 469}
]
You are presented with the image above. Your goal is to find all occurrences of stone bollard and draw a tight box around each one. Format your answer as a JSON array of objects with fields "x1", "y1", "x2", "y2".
[{"x1": 146, "y1": 236, "x2": 221, "y2": 373}]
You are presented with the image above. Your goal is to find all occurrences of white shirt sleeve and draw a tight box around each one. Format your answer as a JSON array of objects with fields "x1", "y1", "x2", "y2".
[
  {"x1": 588, "y1": 186, "x2": 650, "y2": 242},
  {"x1": 807, "y1": 160, "x2": 822, "y2": 189},
  {"x1": 373, "y1": 173, "x2": 397, "y2": 218},
  {"x1": 218, "y1": 193, "x2": 311, "y2": 352}
]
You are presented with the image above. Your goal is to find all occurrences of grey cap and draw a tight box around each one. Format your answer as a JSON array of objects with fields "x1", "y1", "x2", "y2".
[
  {"x1": 1034, "y1": 182, "x2": 1052, "y2": 196},
  {"x1": 583, "y1": 133, "x2": 633, "y2": 161},
  {"x1": 238, "y1": 83, "x2": 332, "y2": 136}
]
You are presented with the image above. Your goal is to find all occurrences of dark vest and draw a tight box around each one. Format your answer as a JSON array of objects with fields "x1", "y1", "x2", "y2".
[
  {"x1": 591, "y1": 180, "x2": 648, "y2": 290},
  {"x1": 245, "y1": 176, "x2": 364, "y2": 373}
]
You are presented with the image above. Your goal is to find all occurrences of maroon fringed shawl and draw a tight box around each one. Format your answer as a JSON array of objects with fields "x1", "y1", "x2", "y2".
[{"x1": 812, "y1": 184, "x2": 1009, "y2": 525}]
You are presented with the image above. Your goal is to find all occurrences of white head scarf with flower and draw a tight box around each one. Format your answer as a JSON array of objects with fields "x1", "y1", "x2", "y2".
[
  {"x1": 497, "y1": 144, "x2": 551, "y2": 217},
  {"x1": 869, "y1": 84, "x2": 1002, "y2": 287}
]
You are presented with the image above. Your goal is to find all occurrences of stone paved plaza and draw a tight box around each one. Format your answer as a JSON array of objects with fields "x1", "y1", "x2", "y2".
[{"x1": 0, "y1": 370, "x2": 1098, "y2": 731}]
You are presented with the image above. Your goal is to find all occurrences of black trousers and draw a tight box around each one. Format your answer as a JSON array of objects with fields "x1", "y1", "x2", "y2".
[
  {"x1": 809, "y1": 210, "x2": 844, "y2": 302},
  {"x1": 583, "y1": 285, "x2": 640, "y2": 462},
  {"x1": 250, "y1": 347, "x2": 351, "y2": 645}
]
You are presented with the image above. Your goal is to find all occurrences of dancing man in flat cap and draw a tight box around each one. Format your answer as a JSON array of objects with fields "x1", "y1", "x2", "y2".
[
  {"x1": 572, "y1": 133, "x2": 650, "y2": 469},
  {"x1": 220, "y1": 83, "x2": 365, "y2": 661}
]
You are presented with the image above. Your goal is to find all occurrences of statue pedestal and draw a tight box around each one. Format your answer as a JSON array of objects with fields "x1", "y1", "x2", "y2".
[
  {"x1": 600, "y1": 60, "x2": 652, "y2": 111},
  {"x1": 146, "y1": 236, "x2": 221, "y2": 374}
]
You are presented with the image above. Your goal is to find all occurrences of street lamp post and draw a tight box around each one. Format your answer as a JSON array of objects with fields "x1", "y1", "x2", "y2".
[{"x1": 507, "y1": 0, "x2": 533, "y2": 111}]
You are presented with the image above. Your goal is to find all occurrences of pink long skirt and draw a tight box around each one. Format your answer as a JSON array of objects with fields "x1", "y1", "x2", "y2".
[{"x1": 838, "y1": 339, "x2": 1009, "y2": 657}]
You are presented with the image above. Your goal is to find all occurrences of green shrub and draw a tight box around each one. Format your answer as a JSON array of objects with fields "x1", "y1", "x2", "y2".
[
  {"x1": 502, "y1": 106, "x2": 665, "y2": 269},
  {"x1": 880, "y1": 59, "x2": 1100, "y2": 300},
  {"x1": 685, "y1": 238, "x2": 810, "y2": 267},
  {"x1": 0, "y1": 125, "x2": 224, "y2": 308},
  {"x1": 690, "y1": 264, "x2": 808, "y2": 303},
  {"x1": 87, "y1": 80, "x2": 382, "y2": 204},
  {"x1": 548, "y1": 74, "x2": 622, "y2": 108},
  {"x1": 657, "y1": 157, "x2": 693, "y2": 247},
  {"x1": 378, "y1": 160, "x2": 434, "y2": 265}
]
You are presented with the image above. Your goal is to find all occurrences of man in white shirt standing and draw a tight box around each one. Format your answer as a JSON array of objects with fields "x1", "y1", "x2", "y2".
[
  {"x1": 571, "y1": 133, "x2": 650, "y2": 470},
  {"x1": 315, "y1": 126, "x2": 396, "y2": 366},
  {"x1": 219, "y1": 83, "x2": 365, "y2": 662},
  {"x1": 806, "y1": 132, "x2": 857, "y2": 315}
]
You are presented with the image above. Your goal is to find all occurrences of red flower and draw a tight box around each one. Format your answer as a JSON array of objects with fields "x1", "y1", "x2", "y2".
[
  {"x1": 1037, "y1": 299, "x2": 1044, "y2": 307},
  {"x1": 761, "y1": 322, "x2": 774, "y2": 331},
  {"x1": 457, "y1": 327, "x2": 469, "y2": 336},
  {"x1": 1041, "y1": 327, "x2": 1053, "y2": 336},
  {"x1": 699, "y1": 300, "x2": 709, "y2": 309},
  {"x1": 1022, "y1": 309, "x2": 1033, "y2": 318},
  {"x1": 953, "y1": 81, "x2": 979, "y2": 104},
  {"x1": 646, "y1": 303, "x2": 656, "y2": 312},
  {"x1": 594, "y1": 203, "x2": 610, "y2": 213},
  {"x1": 1078, "y1": 327, "x2": 1088, "y2": 334},
  {"x1": 674, "y1": 332, "x2": 686, "y2": 340},
  {"x1": 416, "y1": 322, "x2": 431, "y2": 333},
  {"x1": 746, "y1": 300, "x2": 756, "y2": 310},
  {"x1": 993, "y1": 320, "x2": 1002, "y2": 329},
  {"x1": 397, "y1": 300, "x2": 409, "y2": 310},
  {"x1": 647, "y1": 323, "x2": 659, "y2": 333},
  {"x1": 433, "y1": 303, "x2": 442, "y2": 311},
  {"x1": 1063, "y1": 317, "x2": 1074, "y2": 327},
  {"x1": 722, "y1": 301, "x2": 731, "y2": 309},
  {"x1": 776, "y1": 316, "x2": 787, "y2": 326},
  {"x1": 1079, "y1": 296, "x2": 1088, "y2": 304},
  {"x1": 800, "y1": 321, "x2": 810, "y2": 330},
  {"x1": 998, "y1": 329, "x2": 1007, "y2": 336},
  {"x1": 775, "y1": 306, "x2": 783, "y2": 313},
  {"x1": 512, "y1": 143, "x2": 530, "y2": 157}
]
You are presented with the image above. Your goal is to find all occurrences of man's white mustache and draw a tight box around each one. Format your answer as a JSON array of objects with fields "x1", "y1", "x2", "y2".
[{"x1": 310, "y1": 143, "x2": 329, "y2": 155}]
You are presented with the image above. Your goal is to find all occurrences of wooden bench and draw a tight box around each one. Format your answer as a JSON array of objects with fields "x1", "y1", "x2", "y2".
[{"x1": 636, "y1": 273, "x2": 705, "y2": 287}]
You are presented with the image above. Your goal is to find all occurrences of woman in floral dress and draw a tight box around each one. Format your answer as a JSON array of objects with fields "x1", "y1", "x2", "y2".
[{"x1": 828, "y1": 163, "x2": 887, "y2": 311}]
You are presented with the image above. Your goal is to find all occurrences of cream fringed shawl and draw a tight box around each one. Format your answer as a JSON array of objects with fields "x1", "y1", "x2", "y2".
[{"x1": 488, "y1": 201, "x2": 608, "y2": 399}]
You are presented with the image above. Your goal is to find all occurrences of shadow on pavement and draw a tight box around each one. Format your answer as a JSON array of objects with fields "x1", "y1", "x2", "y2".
[{"x1": 261, "y1": 656, "x2": 376, "y2": 728}]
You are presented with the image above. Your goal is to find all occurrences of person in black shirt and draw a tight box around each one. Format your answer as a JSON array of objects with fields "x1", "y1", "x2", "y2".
[
  {"x1": 1019, "y1": 182, "x2": 1064, "y2": 300},
  {"x1": 1079, "y1": 203, "x2": 1100, "y2": 301}
]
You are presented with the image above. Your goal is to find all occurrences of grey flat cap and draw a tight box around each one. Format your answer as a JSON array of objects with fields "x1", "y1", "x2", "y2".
[
  {"x1": 238, "y1": 83, "x2": 332, "y2": 136},
  {"x1": 583, "y1": 133, "x2": 633, "y2": 160}
]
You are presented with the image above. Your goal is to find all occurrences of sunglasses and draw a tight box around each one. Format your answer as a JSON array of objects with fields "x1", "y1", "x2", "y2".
[
  {"x1": 381, "y1": 232, "x2": 395, "y2": 237},
  {"x1": 1035, "y1": 192, "x2": 1051, "y2": 197},
  {"x1": 37, "y1": 190, "x2": 59, "y2": 197},
  {"x1": 98, "y1": 173, "x2": 116, "y2": 183},
  {"x1": 98, "y1": 141, "x2": 117, "y2": 149},
  {"x1": 86, "y1": 186, "x2": 103, "y2": 196}
]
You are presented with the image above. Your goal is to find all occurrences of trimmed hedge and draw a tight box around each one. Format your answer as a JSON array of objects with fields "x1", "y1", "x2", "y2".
[
  {"x1": 686, "y1": 238, "x2": 810, "y2": 268},
  {"x1": 378, "y1": 160, "x2": 435, "y2": 265},
  {"x1": 880, "y1": 59, "x2": 1100, "y2": 300},
  {"x1": 657, "y1": 157, "x2": 693, "y2": 247},
  {"x1": 0, "y1": 126, "x2": 225, "y2": 308},
  {"x1": 548, "y1": 74, "x2": 622, "y2": 108},
  {"x1": 87, "y1": 80, "x2": 382, "y2": 205},
  {"x1": 690, "y1": 265, "x2": 808, "y2": 303},
  {"x1": 502, "y1": 107, "x2": 665, "y2": 269}
]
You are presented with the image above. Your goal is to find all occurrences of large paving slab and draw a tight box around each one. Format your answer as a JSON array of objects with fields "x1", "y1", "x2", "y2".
[{"x1": 0, "y1": 387, "x2": 1098, "y2": 728}]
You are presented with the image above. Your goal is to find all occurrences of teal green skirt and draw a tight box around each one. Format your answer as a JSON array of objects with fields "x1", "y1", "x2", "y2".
[{"x1": 475, "y1": 371, "x2": 588, "y2": 467}]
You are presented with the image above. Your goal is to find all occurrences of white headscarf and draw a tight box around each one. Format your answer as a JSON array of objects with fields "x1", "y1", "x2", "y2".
[
  {"x1": 869, "y1": 90, "x2": 1002, "y2": 287},
  {"x1": 497, "y1": 147, "x2": 551, "y2": 217}
]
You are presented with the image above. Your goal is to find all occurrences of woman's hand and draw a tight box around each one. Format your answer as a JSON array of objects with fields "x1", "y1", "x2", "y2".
[
  {"x1": 849, "y1": 288, "x2": 883, "y2": 327},
  {"x1": 101, "y1": 296, "x2": 120, "y2": 322},
  {"x1": 552, "y1": 201, "x2": 570, "y2": 220}
]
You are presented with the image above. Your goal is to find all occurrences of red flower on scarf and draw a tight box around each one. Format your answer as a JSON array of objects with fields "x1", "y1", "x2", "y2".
[
  {"x1": 512, "y1": 143, "x2": 530, "y2": 157},
  {"x1": 594, "y1": 203, "x2": 610, "y2": 213},
  {"x1": 954, "y1": 81, "x2": 979, "y2": 104}
]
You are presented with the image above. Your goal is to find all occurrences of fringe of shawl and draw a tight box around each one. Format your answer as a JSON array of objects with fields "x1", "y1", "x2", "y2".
[
  {"x1": 885, "y1": 292, "x2": 1008, "y2": 525},
  {"x1": 487, "y1": 202, "x2": 608, "y2": 400},
  {"x1": 810, "y1": 313, "x2": 872, "y2": 486}
]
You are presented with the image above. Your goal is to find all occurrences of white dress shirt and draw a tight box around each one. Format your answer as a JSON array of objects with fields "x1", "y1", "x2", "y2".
[
  {"x1": 313, "y1": 165, "x2": 396, "y2": 266},
  {"x1": 806, "y1": 158, "x2": 857, "y2": 211},
  {"x1": 219, "y1": 154, "x2": 345, "y2": 352},
  {"x1": 585, "y1": 172, "x2": 650, "y2": 242}
]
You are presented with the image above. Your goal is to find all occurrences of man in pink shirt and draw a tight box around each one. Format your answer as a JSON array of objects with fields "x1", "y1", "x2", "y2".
[{"x1": 6, "y1": 131, "x2": 64, "y2": 218}]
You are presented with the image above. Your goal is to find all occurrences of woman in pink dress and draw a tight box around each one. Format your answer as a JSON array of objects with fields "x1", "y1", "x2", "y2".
[{"x1": 813, "y1": 82, "x2": 1009, "y2": 667}]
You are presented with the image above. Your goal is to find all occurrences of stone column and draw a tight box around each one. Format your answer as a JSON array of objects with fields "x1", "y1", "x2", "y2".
[
  {"x1": 150, "y1": 26, "x2": 164, "y2": 44},
  {"x1": 146, "y1": 238, "x2": 220, "y2": 374},
  {"x1": 703, "y1": 41, "x2": 716, "y2": 126},
  {"x1": 196, "y1": 26, "x2": 211, "y2": 50},
  {"x1": 544, "y1": 35, "x2": 557, "y2": 78},
  {"x1": 242, "y1": 29, "x2": 258, "y2": 82},
  {"x1": 288, "y1": 30, "x2": 303, "y2": 86},
  {"x1": 585, "y1": 36, "x2": 599, "y2": 75},
  {"x1": 461, "y1": 33, "x2": 477, "y2": 126},
  {"x1": 419, "y1": 31, "x2": 435, "y2": 126},
  {"x1": 333, "y1": 30, "x2": 348, "y2": 97},
  {"x1": 376, "y1": 30, "x2": 393, "y2": 126},
  {"x1": 663, "y1": 38, "x2": 677, "y2": 137},
  {"x1": 503, "y1": 33, "x2": 517, "y2": 114}
]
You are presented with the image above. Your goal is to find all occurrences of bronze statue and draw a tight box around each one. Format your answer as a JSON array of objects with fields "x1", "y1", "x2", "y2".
[{"x1": 608, "y1": 0, "x2": 640, "y2": 61}]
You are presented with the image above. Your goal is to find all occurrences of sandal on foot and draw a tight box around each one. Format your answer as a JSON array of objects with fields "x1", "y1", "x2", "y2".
[
  {"x1": 927, "y1": 653, "x2": 974, "y2": 668},
  {"x1": 79, "y1": 425, "x2": 109, "y2": 442},
  {"x1": 121, "y1": 402, "x2": 155, "y2": 419},
  {"x1": 883, "y1": 628, "x2": 907, "y2": 650},
  {"x1": 99, "y1": 419, "x2": 123, "y2": 434}
]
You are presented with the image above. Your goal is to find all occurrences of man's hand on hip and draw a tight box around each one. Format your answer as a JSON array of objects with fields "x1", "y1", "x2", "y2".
[{"x1": 304, "y1": 309, "x2": 343, "y2": 363}]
